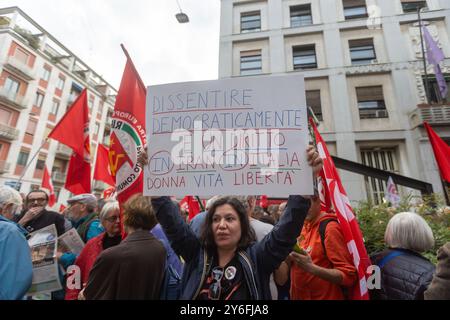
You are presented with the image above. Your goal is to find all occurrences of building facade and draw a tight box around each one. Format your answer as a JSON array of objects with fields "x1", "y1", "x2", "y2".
[
  {"x1": 219, "y1": 0, "x2": 450, "y2": 204},
  {"x1": 0, "y1": 7, "x2": 116, "y2": 207}
]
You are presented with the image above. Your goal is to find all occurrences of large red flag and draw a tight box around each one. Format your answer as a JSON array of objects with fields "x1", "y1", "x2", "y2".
[
  {"x1": 424, "y1": 122, "x2": 450, "y2": 183},
  {"x1": 48, "y1": 89, "x2": 90, "y2": 157},
  {"x1": 42, "y1": 166, "x2": 56, "y2": 207},
  {"x1": 94, "y1": 144, "x2": 115, "y2": 187},
  {"x1": 310, "y1": 118, "x2": 371, "y2": 300},
  {"x1": 109, "y1": 46, "x2": 147, "y2": 235},
  {"x1": 48, "y1": 89, "x2": 91, "y2": 195},
  {"x1": 180, "y1": 196, "x2": 202, "y2": 221}
]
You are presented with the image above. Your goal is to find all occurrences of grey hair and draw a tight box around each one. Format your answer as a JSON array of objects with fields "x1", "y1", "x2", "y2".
[
  {"x1": 206, "y1": 196, "x2": 220, "y2": 211},
  {"x1": 234, "y1": 195, "x2": 256, "y2": 211},
  {"x1": 99, "y1": 201, "x2": 120, "y2": 221},
  {"x1": 385, "y1": 212, "x2": 435, "y2": 253},
  {"x1": 0, "y1": 186, "x2": 22, "y2": 207}
]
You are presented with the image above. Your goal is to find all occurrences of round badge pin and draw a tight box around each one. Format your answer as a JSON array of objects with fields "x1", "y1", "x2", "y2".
[{"x1": 225, "y1": 266, "x2": 237, "y2": 280}]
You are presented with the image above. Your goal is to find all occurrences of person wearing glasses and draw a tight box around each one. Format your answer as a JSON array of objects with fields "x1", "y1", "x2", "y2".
[
  {"x1": 65, "y1": 201, "x2": 122, "y2": 300},
  {"x1": 149, "y1": 146, "x2": 323, "y2": 300},
  {"x1": 16, "y1": 190, "x2": 66, "y2": 236}
]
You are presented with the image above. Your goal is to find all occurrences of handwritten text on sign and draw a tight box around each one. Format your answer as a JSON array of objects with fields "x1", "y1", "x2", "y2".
[{"x1": 144, "y1": 75, "x2": 313, "y2": 197}]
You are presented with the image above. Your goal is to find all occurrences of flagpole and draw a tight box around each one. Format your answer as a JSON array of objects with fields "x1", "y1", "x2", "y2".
[
  {"x1": 418, "y1": 7, "x2": 431, "y2": 104},
  {"x1": 17, "y1": 139, "x2": 48, "y2": 186}
]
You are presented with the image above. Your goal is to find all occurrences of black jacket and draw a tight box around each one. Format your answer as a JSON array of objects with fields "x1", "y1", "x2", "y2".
[
  {"x1": 17, "y1": 208, "x2": 66, "y2": 236},
  {"x1": 370, "y1": 248, "x2": 435, "y2": 300}
]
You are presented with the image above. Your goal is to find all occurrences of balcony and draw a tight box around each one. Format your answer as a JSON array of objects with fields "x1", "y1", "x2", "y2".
[
  {"x1": 55, "y1": 144, "x2": 72, "y2": 159},
  {"x1": 0, "y1": 88, "x2": 28, "y2": 110},
  {"x1": 52, "y1": 171, "x2": 67, "y2": 184},
  {"x1": 0, "y1": 160, "x2": 11, "y2": 173},
  {"x1": 410, "y1": 104, "x2": 450, "y2": 128},
  {"x1": 0, "y1": 122, "x2": 19, "y2": 141},
  {"x1": 3, "y1": 55, "x2": 36, "y2": 81}
]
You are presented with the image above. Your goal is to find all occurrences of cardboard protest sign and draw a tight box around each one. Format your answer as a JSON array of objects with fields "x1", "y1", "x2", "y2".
[{"x1": 144, "y1": 74, "x2": 313, "y2": 197}]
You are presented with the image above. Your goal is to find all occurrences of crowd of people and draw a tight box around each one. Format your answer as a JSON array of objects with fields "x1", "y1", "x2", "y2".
[{"x1": 0, "y1": 146, "x2": 448, "y2": 300}]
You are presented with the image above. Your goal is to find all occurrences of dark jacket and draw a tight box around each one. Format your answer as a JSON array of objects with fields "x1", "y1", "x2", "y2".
[
  {"x1": 84, "y1": 230, "x2": 166, "y2": 300},
  {"x1": 17, "y1": 208, "x2": 65, "y2": 236},
  {"x1": 152, "y1": 195, "x2": 310, "y2": 300},
  {"x1": 371, "y1": 248, "x2": 435, "y2": 300}
]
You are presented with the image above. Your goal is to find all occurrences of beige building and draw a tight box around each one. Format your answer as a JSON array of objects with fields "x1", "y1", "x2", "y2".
[
  {"x1": 219, "y1": 0, "x2": 450, "y2": 203},
  {"x1": 0, "y1": 7, "x2": 116, "y2": 207}
]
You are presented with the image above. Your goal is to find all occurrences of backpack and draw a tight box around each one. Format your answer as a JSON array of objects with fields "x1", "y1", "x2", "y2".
[
  {"x1": 159, "y1": 262, "x2": 182, "y2": 300},
  {"x1": 318, "y1": 218, "x2": 350, "y2": 299}
]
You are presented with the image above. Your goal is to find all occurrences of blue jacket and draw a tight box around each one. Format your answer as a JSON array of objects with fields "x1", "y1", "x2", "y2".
[
  {"x1": 0, "y1": 221, "x2": 33, "y2": 299},
  {"x1": 152, "y1": 195, "x2": 309, "y2": 300},
  {"x1": 151, "y1": 224, "x2": 184, "y2": 277}
]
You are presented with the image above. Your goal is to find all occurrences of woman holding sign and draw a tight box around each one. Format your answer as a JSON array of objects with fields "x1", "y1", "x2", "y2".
[{"x1": 148, "y1": 146, "x2": 322, "y2": 300}]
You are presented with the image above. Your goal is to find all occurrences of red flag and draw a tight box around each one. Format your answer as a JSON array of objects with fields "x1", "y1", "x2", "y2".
[
  {"x1": 94, "y1": 144, "x2": 115, "y2": 187},
  {"x1": 42, "y1": 166, "x2": 56, "y2": 207},
  {"x1": 109, "y1": 45, "x2": 147, "y2": 236},
  {"x1": 65, "y1": 152, "x2": 91, "y2": 195},
  {"x1": 180, "y1": 196, "x2": 202, "y2": 221},
  {"x1": 260, "y1": 195, "x2": 268, "y2": 209},
  {"x1": 48, "y1": 89, "x2": 90, "y2": 157},
  {"x1": 424, "y1": 122, "x2": 450, "y2": 183},
  {"x1": 109, "y1": 46, "x2": 147, "y2": 204},
  {"x1": 59, "y1": 204, "x2": 66, "y2": 213},
  {"x1": 310, "y1": 118, "x2": 371, "y2": 300}
]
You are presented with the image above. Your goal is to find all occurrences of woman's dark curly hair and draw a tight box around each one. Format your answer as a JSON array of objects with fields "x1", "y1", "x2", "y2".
[{"x1": 200, "y1": 196, "x2": 256, "y2": 253}]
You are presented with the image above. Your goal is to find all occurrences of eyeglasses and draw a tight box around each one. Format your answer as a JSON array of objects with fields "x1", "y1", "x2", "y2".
[
  {"x1": 104, "y1": 215, "x2": 120, "y2": 223},
  {"x1": 208, "y1": 267, "x2": 224, "y2": 300}
]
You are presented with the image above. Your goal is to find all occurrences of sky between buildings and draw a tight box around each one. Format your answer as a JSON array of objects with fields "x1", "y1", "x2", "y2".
[{"x1": 1, "y1": 0, "x2": 221, "y2": 89}]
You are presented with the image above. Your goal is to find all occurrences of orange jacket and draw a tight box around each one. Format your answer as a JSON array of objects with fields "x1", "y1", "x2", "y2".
[{"x1": 290, "y1": 213, "x2": 357, "y2": 300}]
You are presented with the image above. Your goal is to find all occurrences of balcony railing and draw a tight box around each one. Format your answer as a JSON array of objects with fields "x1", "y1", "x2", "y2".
[
  {"x1": 0, "y1": 122, "x2": 19, "y2": 141},
  {"x1": 4, "y1": 55, "x2": 37, "y2": 80},
  {"x1": 410, "y1": 104, "x2": 450, "y2": 127},
  {"x1": 55, "y1": 144, "x2": 72, "y2": 159},
  {"x1": 0, "y1": 160, "x2": 11, "y2": 173},
  {"x1": 0, "y1": 88, "x2": 28, "y2": 109},
  {"x1": 52, "y1": 172, "x2": 67, "y2": 184}
]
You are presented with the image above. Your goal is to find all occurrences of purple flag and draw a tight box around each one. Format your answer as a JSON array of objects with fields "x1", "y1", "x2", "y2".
[
  {"x1": 423, "y1": 26, "x2": 448, "y2": 99},
  {"x1": 435, "y1": 65, "x2": 449, "y2": 99},
  {"x1": 422, "y1": 26, "x2": 445, "y2": 65}
]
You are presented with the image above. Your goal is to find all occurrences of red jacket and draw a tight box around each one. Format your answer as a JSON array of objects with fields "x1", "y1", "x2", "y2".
[
  {"x1": 65, "y1": 233, "x2": 105, "y2": 300},
  {"x1": 290, "y1": 213, "x2": 357, "y2": 300}
]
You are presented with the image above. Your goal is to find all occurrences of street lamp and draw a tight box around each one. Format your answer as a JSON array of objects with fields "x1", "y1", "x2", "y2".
[{"x1": 175, "y1": 0, "x2": 189, "y2": 23}]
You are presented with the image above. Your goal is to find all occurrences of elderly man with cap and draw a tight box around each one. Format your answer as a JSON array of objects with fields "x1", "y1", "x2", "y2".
[
  {"x1": 59, "y1": 194, "x2": 104, "y2": 269},
  {"x1": 0, "y1": 186, "x2": 33, "y2": 299}
]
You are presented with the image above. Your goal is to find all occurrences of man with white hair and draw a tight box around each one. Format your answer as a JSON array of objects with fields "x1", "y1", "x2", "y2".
[{"x1": 0, "y1": 186, "x2": 33, "y2": 299}]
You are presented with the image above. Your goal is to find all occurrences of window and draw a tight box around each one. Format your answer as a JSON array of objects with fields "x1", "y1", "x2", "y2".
[
  {"x1": 361, "y1": 148, "x2": 398, "y2": 205},
  {"x1": 56, "y1": 77, "x2": 65, "y2": 90},
  {"x1": 423, "y1": 74, "x2": 450, "y2": 103},
  {"x1": 26, "y1": 119, "x2": 37, "y2": 136},
  {"x1": 241, "y1": 11, "x2": 261, "y2": 33},
  {"x1": 14, "y1": 48, "x2": 29, "y2": 64},
  {"x1": 35, "y1": 158, "x2": 45, "y2": 170},
  {"x1": 343, "y1": 0, "x2": 368, "y2": 20},
  {"x1": 401, "y1": 0, "x2": 427, "y2": 13},
  {"x1": 34, "y1": 92, "x2": 45, "y2": 108},
  {"x1": 17, "y1": 151, "x2": 29, "y2": 166},
  {"x1": 356, "y1": 86, "x2": 388, "y2": 119},
  {"x1": 42, "y1": 67, "x2": 51, "y2": 82},
  {"x1": 349, "y1": 38, "x2": 376, "y2": 65},
  {"x1": 293, "y1": 45, "x2": 317, "y2": 69},
  {"x1": 0, "y1": 108, "x2": 12, "y2": 125},
  {"x1": 290, "y1": 4, "x2": 313, "y2": 28},
  {"x1": 89, "y1": 96, "x2": 95, "y2": 110},
  {"x1": 306, "y1": 90, "x2": 322, "y2": 121},
  {"x1": 51, "y1": 100, "x2": 60, "y2": 115},
  {"x1": 94, "y1": 122, "x2": 100, "y2": 135},
  {"x1": 4, "y1": 77, "x2": 20, "y2": 96},
  {"x1": 240, "y1": 50, "x2": 262, "y2": 76}
]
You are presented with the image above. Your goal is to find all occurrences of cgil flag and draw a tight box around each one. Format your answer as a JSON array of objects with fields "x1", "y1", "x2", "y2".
[
  {"x1": 310, "y1": 118, "x2": 371, "y2": 300},
  {"x1": 385, "y1": 176, "x2": 400, "y2": 207},
  {"x1": 42, "y1": 166, "x2": 56, "y2": 207}
]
